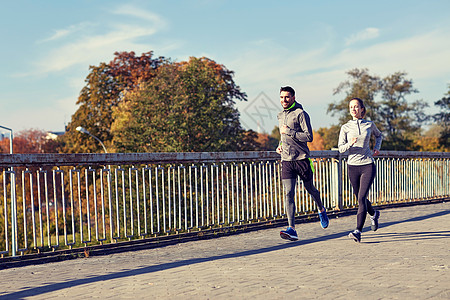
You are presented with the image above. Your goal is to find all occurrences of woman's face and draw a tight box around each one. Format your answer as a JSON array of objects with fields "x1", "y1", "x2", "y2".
[{"x1": 349, "y1": 99, "x2": 363, "y2": 119}]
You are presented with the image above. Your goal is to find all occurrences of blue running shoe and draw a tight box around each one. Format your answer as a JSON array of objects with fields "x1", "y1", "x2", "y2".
[
  {"x1": 319, "y1": 209, "x2": 329, "y2": 229},
  {"x1": 280, "y1": 227, "x2": 298, "y2": 241}
]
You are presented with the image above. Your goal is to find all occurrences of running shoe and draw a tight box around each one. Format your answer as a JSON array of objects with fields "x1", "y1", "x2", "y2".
[
  {"x1": 370, "y1": 210, "x2": 380, "y2": 231},
  {"x1": 319, "y1": 209, "x2": 329, "y2": 229},
  {"x1": 348, "y1": 230, "x2": 361, "y2": 243},
  {"x1": 280, "y1": 227, "x2": 298, "y2": 241}
]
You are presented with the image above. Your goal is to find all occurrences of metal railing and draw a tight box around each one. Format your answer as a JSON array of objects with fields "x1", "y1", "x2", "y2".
[{"x1": 0, "y1": 151, "x2": 448, "y2": 257}]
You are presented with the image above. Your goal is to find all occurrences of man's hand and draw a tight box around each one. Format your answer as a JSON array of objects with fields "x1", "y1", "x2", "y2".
[
  {"x1": 276, "y1": 145, "x2": 282, "y2": 154},
  {"x1": 351, "y1": 137, "x2": 357, "y2": 146},
  {"x1": 280, "y1": 125, "x2": 288, "y2": 134}
]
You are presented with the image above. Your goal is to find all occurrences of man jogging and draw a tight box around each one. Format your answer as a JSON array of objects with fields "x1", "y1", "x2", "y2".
[{"x1": 276, "y1": 86, "x2": 329, "y2": 241}]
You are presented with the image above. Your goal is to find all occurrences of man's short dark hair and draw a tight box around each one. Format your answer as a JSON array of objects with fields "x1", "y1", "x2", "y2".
[{"x1": 280, "y1": 86, "x2": 295, "y2": 97}]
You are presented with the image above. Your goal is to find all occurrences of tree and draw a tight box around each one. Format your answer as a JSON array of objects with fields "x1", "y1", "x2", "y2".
[
  {"x1": 328, "y1": 68, "x2": 428, "y2": 150},
  {"x1": 378, "y1": 72, "x2": 428, "y2": 150},
  {"x1": 62, "y1": 51, "x2": 166, "y2": 153},
  {"x1": 270, "y1": 126, "x2": 280, "y2": 143},
  {"x1": 247, "y1": 131, "x2": 279, "y2": 151},
  {"x1": 241, "y1": 130, "x2": 262, "y2": 150},
  {"x1": 317, "y1": 125, "x2": 341, "y2": 150},
  {"x1": 308, "y1": 131, "x2": 325, "y2": 150},
  {"x1": 433, "y1": 85, "x2": 450, "y2": 149},
  {"x1": 0, "y1": 129, "x2": 61, "y2": 153},
  {"x1": 329, "y1": 68, "x2": 381, "y2": 124},
  {"x1": 111, "y1": 57, "x2": 248, "y2": 152},
  {"x1": 414, "y1": 137, "x2": 444, "y2": 152}
]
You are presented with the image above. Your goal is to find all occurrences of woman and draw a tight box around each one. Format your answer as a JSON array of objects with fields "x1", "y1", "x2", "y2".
[{"x1": 338, "y1": 97, "x2": 382, "y2": 242}]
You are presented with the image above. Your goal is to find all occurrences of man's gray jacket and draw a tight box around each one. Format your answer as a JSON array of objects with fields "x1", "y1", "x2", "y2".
[{"x1": 277, "y1": 102, "x2": 313, "y2": 161}]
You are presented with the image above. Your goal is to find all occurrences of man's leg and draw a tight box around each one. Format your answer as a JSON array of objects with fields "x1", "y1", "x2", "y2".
[
  {"x1": 280, "y1": 176, "x2": 299, "y2": 241},
  {"x1": 303, "y1": 179, "x2": 329, "y2": 228},
  {"x1": 303, "y1": 179, "x2": 324, "y2": 211},
  {"x1": 282, "y1": 178, "x2": 297, "y2": 228}
]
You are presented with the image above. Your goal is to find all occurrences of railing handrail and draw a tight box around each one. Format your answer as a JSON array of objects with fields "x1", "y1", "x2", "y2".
[
  {"x1": 0, "y1": 150, "x2": 448, "y2": 167},
  {"x1": 0, "y1": 150, "x2": 448, "y2": 257}
]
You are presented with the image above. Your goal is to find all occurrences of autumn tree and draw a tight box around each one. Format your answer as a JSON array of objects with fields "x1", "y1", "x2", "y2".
[
  {"x1": 247, "y1": 131, "x2": 279, "y2": 151},
  {"x1": 63, "y1": 51, "x2": 167, "y2": 153},
  {"x1": 0, "y1": 129, "x2": 61, "y2": 153},
  {"x1": 433, "y1": 85, "x2": 450, "y2": 150},
  {"x1": 377, "y1": 72, "x2": 428, "y2": 149},
  {"x1": 317, "y1": 125, "x2": 341, "y2": 150},
  {"x1": 241, "y1": 130, "x2": 263, "y2": 150},
  {"x1": 270, "y1": 126, "x2": 280, "y2": 143},
  {"x1": 307, "y1": 130, "x2": 325, "y2": 150},
  {"x1": 111, "y1": 57, "x2": 248, "y2": 152},
  {"x1": 328, "y1": 68, "x2": 428, "y2": 150},
  {"x1": 329, "y1": 68, "x2": 381, "y2": 124}
]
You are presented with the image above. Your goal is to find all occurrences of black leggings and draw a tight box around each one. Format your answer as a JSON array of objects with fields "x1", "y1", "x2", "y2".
[
  {"x1": 348, "y1": 163, "x2": 376, "y2": 231},
  {"x1": 282, "y1": 178, "x2": 323, "y2": 228}
]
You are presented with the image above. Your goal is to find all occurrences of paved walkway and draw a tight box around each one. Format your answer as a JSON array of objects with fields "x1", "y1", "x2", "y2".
[{"x1": 0, "y1": 201, "x2": 449, "y2": 299}]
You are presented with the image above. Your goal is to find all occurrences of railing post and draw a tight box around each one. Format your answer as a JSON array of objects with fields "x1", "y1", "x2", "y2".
[
  {"x1": 337, "y1": 152, "x2": 343, "y2": 210},
  {"x1": 11, "y1": 171, "x2": 17, "y2": 257},
  {"x1": 0, "y1": 125, "x2": 17, "y2": 256}
]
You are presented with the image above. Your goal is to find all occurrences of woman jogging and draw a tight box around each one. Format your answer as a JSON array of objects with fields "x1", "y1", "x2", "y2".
[{"x1": 338, "y1": 97, "x2": 382, "y2": 242}]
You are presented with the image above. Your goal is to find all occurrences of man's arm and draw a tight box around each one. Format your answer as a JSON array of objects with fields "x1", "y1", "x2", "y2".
[{"x1": 284, "y1": 111, "x2": 313, "y2": 142}]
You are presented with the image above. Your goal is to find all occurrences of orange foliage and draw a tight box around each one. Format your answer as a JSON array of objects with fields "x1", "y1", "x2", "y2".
[
  {"x1": 256, "y1": 133, "x2": 269, "y2": 148},
  {"x1": 0, "y1": 129, "x2": 61, "y2": 154},
  {"x1": 414, "y1": 136, "x2": 446, "y2": 152},
  {"x1": 308, "y1": 130, "x2": 325, "y2": 150}
]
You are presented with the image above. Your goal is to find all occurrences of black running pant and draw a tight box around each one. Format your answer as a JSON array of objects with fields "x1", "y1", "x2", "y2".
[
  {"x1": 281, "y1": 159, "x2": 324, "y2": 228},
  {"x1": 348, "y1": 163, "x2": 376, "y2": 231}
]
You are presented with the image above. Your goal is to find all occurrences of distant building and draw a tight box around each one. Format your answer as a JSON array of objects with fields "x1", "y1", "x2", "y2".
[{"x1": 46, "y1": 131, "x2": 65, "y2": 140}]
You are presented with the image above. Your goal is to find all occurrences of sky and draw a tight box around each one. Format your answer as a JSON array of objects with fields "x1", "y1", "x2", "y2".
[{"x1": 1, "y1": 0, "x2": 449, "y2": 136}]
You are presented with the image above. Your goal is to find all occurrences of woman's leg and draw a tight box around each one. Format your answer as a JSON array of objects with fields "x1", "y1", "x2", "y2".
[
  {"x1": 355, "y1": 164, "x2": 376, "y2": 231},
  {"x1": 348, "y1": 164, "x2": 362, "y2": 202}
]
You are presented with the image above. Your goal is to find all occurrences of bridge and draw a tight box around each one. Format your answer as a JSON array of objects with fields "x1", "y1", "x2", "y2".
[
  {"x1": 0, "y1": 151, "x2": 448, "y2": 298},
  {"x1": 0, "y1": 200, "x2": 448, "y2": 299}
]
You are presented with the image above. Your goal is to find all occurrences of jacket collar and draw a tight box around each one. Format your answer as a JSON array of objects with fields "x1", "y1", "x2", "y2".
[{"x1": 285, "y1": 102, "x2": 303, "y2": 111}]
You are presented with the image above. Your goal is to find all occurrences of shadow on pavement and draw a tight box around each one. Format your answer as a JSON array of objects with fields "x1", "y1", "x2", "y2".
[
  {"x1": 362, "y1": 231, "x2": 450, "y2": 243},
  {"x1": 1, "y1": 208, "x2": 449, "y2": 299}
]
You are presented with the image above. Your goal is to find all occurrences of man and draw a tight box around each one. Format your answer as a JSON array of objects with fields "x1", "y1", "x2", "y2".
[{"x1": 276, "y1": 86, "x2": 329, "y2": 241}]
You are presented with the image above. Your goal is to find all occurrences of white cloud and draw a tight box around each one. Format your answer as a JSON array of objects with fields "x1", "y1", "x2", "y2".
[
  {"x1": 345, "y1": 27, "x2": 380, "y2": 46},
  {"x1": 38, "y1": 22, "x2": 93, "y2": 43},
  {"x1": 232, "y1": 29, "x2": 450, "y2": 95},
  {"x1": 110, "y1": 4, "x2": 167, "y2": 29},
  {"x1": 337, "y1": 30, "x2": 450, "y2": 80},
  {"x1": 229, "y1": 29, "x2": 450, "y2": 130},
  {"x1": 34, "y1": 25, "x2": 157, "y2": 74},
  {"x1": 24, "y1": 6, "x2": 170, "y2": 77}
]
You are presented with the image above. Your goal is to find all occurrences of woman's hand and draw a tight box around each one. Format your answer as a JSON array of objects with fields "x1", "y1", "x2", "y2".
[{"x1": 373, "y1": 149, "x2": 380, "y2": 156}]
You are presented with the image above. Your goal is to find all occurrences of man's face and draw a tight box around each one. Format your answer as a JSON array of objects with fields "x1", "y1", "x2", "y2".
[{"x1": 280, "y1": 91, "x2": 295, "y2": 109}]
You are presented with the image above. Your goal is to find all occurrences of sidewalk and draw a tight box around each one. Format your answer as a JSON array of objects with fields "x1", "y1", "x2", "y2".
[{"x1": 0, "y1": 201, "x2": 449, "y2": 299}]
